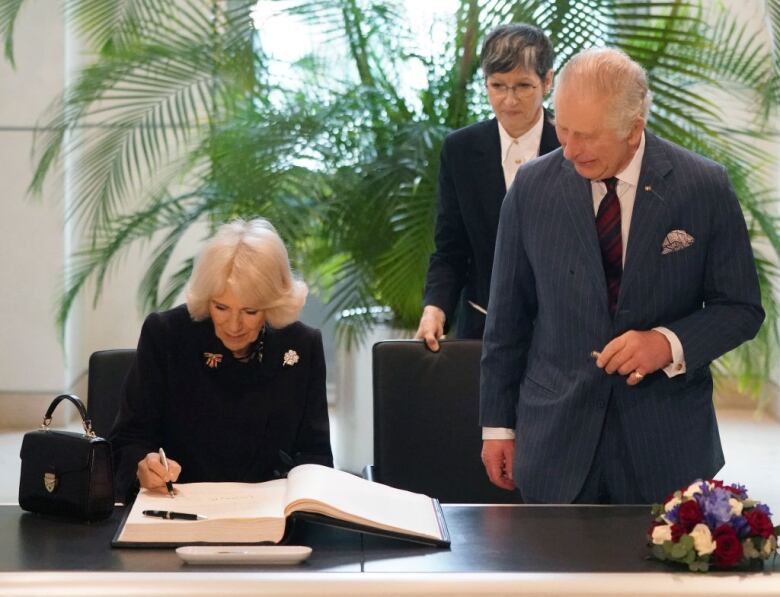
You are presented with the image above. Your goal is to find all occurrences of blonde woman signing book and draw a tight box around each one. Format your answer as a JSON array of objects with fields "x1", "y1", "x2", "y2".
[{"x1": 110, "y1": 219, "x2": 333, "y2": 502}]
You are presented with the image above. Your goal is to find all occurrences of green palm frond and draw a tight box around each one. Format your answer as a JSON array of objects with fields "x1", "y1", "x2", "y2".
[
  {"x1": 0, "y1": 0, "x2": 23, "y2": 66},
  {"x1": 30, "y1": 1, "x2": 257, "y2": 233}
]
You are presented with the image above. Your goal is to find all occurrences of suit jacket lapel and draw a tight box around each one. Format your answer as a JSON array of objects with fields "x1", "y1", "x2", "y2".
[
  {"x1": 559, "y1": 159, "x2": 608, "y2": 299},
  {"x1": 539, "y1": 110, "x2": 559, "y2": 155},
  {"x1": 618, "y1": 133, "x2": 673, "y2": 309},
  {"x1": 473, "y1": 118, "x2": 506, "y2": 226}
]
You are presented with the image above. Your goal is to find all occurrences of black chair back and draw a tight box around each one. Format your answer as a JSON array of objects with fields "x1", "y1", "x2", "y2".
[
  {"x1": 372, "y1": 339, "x2": 518, "y2": 503},
  {"x1": 87, "y1": 349, "x2": 136, "y2": 438}
]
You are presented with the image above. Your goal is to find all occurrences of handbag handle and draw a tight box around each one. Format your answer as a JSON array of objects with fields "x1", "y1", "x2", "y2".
[{"x1": 41, "y1": 394, "x2": 96, "y2": 438}]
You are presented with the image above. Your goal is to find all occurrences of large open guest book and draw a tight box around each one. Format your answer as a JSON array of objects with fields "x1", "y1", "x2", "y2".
[{"x1": 112, "y1": 464, "x2": 449, "y2": 547}]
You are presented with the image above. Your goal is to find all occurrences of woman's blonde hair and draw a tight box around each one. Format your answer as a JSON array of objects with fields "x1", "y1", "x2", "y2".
[{"x1": 185, "y1": 218, "x2": 308, "y2": 327}]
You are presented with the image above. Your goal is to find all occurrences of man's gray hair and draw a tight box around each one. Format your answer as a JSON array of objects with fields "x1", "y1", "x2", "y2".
[
  {"x1": 185, "y1": 218, "x2": 307, "y2": 328},
  {"x1": 480, "y1": 23, "x2": 554, "y2": 79},
  {"x1": 555, "y1": 47, "x2": 652, "y2": 135}
]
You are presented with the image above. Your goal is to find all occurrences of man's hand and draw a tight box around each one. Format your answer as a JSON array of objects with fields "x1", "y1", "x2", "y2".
[
  {"x1": 596, "y1": 329, "x2": 672, "y2": 386},
  {"x1": 137, "y1": 452, "x2": 182, "y2": 494},
  {"x1": 414, "y1": 305, "x2": 446, "y2": 352},
  {"x1": 481, "y1": 439, "x2": 516, "y2": 490}
]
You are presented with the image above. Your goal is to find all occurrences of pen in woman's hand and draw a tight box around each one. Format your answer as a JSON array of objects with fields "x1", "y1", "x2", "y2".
[{"x1": 158, "y1": 447, "x2": 175, "y2": 498}]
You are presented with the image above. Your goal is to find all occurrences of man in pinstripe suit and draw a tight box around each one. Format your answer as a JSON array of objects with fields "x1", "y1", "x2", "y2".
[{"x1": 479, "y1": 48, "x2": 764, "y2": 504}]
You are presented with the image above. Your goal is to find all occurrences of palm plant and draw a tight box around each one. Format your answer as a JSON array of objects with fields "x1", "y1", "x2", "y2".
[{"x1": 1, "y1": 0, "x2": 778, "y2": 393}]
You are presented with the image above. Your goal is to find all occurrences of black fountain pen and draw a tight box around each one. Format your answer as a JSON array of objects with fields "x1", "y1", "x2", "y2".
[{"x1": 142, "y1": 510, "x2": 207, "y2": 521}]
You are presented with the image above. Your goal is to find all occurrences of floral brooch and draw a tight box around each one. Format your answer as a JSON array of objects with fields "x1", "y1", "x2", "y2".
[
  {"x1": 203, "y1": 352, "x2": 223, "y2": 368},
  {"x1": 283, "y1": 350, "x2": 300, "y2": 367}
]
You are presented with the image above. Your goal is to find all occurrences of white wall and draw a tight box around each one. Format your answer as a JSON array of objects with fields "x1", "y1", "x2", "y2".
[
  {"x1": 0, "y1": 0, "x2": 67, "y2": 394},
  {"x1": 0, "y1": 1, "x2": 151, "y2": 425}
]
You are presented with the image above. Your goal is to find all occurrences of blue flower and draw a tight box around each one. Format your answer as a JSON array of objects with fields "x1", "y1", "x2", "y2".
[
  {"x1": 728, "y1": 483, "x2": 748, "y2": 500},
  {"x1": 700, "y1": 486, "x2": 732, "y2": 527},
  {"x1": 756, "y1": 503, "x2": 773, "y2": 517},
  {"x1": 730, "y1": 514, "x2": 750, "y2": 539},
  {"x1": 664, "y1": 503, "x2": 680, "y2": 524}
]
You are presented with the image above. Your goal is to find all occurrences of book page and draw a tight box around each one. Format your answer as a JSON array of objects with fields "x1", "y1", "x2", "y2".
[
  {"x1": 284, "y1": 465, "x2": 442, "y2": 541},
  {"x1": 118, "y1": 479, "x2": 288, "y2": 544},
  {"x1": 131, "y1": 480, "x2": 288, "y2": 520}
]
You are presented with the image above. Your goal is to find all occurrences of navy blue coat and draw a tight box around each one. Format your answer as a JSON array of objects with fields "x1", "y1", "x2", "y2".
[
  {"x1": 110, "y1": 305, "x2": 333, "y2": 501},
  {"x1": 423, "y1": 113, "x2": 560, "y2": 338}
]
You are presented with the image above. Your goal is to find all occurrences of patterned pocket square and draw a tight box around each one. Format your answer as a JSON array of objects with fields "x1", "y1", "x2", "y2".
[{"x1": 661, "y1": 229, "x2": 695, "y2": 254}]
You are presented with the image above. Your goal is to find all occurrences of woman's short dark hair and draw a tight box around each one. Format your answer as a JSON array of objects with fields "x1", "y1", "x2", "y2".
[{"x1": 480, "y1": 24, "x2": 554, "y2": 79}]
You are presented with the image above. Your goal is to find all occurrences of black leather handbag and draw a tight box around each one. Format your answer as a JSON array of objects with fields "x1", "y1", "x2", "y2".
[{"x1": 19, "y1": 394, "x2": 114, "y2": 521}]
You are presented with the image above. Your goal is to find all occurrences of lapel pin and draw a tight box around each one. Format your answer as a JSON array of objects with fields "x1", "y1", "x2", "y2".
[
  {"x1": 283, "y1": 350, "x2": 300, "y2": 367},
  {"x1": 644, "y1": 184, "x2": 652, "y2": 192}
]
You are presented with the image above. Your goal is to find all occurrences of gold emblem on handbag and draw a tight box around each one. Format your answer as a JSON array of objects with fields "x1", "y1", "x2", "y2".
[{"x1": 44, "y1": 472, "x2": 57, "y2": 493}]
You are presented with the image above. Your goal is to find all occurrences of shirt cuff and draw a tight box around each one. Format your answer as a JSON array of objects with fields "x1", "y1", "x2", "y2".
[
  {"x1": 482, "y1": 427, "x2": 515, "y2": 440},
  {"x1": 653, "y1": 326, "x2": 686, "y2": 377}
]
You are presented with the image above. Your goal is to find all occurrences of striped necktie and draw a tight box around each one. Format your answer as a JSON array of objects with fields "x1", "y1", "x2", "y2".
[{"x1": 596, "y1": 177, "x2": 622, "y2": 315}]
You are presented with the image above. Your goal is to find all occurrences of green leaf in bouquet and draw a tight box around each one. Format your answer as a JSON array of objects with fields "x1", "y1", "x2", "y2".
[
  {"x1": 651, "y1": 544, "x2": 667, "y2": 561},
  {"x1": 670, "y1": 537, "x2": 693, "y2": 560},
  {"x1": 688, "y1": 559, "x2": 709, "y2": 572},
  {"x1": 650, "y1": 504, "x2": 665, "y2": 518},
  {"x1": 662, "y1": 540, "x2": 678, "y2": 558}
]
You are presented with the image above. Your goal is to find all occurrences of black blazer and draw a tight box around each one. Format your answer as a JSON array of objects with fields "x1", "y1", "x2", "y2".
[
  {"x1": 110, "y1": 305, "x2": 333, "y2": 501},
  {"x1": 423, "y1": 113, "x2": 560, "y2": 338}
]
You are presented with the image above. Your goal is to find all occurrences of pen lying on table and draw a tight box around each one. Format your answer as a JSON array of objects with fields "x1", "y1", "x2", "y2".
[{"x1": 142, "y1": 510, "x2": 207, "y2": 521}]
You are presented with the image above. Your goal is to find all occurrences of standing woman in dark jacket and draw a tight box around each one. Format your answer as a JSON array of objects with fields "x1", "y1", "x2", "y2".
[
  {"x1": 416, "y1": 24, "x2": 560, "y2": 350},
  {"x1": 110, "y1": 218, "x2": 332, "y2": 501}
]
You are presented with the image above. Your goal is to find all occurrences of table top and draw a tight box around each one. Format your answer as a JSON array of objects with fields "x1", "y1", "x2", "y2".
[
  {"x1": 0, "y1": 505, "x2": 362, "y2": 572},
  {"x1": 0, "y1": 504, "x2": 777, "y2": 596}
]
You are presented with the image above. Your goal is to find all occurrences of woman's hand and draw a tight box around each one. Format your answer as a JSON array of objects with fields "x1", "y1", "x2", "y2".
[
  {"x1": 136, "y1": 452, "x2": 182, "y2": 493},
  {"x1": 414, "y1": 305, "x2": 446, "y2": 352}
]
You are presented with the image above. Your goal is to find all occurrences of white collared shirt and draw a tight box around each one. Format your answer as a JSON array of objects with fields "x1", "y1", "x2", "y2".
[
  {"x1": 483, "y1": 132, "x2": 685, "y2": 441},
  {"x1": 497, "y1": 111, "x2": 545, "y2": 190}
]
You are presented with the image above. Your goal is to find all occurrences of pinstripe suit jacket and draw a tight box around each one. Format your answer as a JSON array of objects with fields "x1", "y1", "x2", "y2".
[{"x1": 479, "y1": 132, "x2": 764, "y2": 503}]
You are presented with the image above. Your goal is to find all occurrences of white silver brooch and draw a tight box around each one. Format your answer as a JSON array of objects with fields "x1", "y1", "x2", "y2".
[{"x1": 283, "y1": 350, "x2": 300, "y2": 367}]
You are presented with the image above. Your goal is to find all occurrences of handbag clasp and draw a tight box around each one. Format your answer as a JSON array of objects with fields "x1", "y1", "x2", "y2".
[{"x1": 44, "y1": 472, "x2": 57, "y2": 493}]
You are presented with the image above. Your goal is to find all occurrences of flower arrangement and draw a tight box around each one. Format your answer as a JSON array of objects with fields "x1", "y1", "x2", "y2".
[{"x1": 649, "y1": 480, "x2": 779, "y2": 572}]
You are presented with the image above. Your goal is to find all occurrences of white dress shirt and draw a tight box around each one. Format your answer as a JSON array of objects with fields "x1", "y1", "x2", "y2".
[
  {"x1": 483, "y1": 132, "x2": 686, "y2": 441},
  {"x1": 498, "y1": 111, "x2": 545, "y2": 191}
]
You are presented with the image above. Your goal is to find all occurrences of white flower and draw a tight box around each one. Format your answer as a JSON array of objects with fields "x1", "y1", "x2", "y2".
[
  {"x1": 283, "y1": 349, "x2": 300, "y2": 367},
  {"x1": 729, "y1": 497, "x2": 743, "y2": 517},
  {"x1": 664, "y1": 496, "x2": 682, "y2": 511},
  {"x1": 762, "y1": 535, "x2": 777, "y2": 557},
  {"x1": 683, "y1": 481, "x2": 706, "y2": 499},
  {"x1": 651, "y1": 525, "x2": 672, "y2": 545},
  {"x1": 689, "y1": 523, "x2": 716, "y2": 556}
]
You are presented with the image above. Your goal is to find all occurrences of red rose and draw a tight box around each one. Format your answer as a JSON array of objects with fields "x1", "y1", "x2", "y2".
[
  {"x1": 744, "y1": 509, "x2": 775, "y2": 539},
  {"x1": 677, "y1": 500, "x2": 703, "y2": 530},
  {"x1": 671, "y1": 523, "x2": 686, "y2": 542},
  {"x1": 712, "y1": 524, "x2": 743, "y2": 567},
  {"x1": 711, "y1": 480, "x2": 724, "y2": 488}
]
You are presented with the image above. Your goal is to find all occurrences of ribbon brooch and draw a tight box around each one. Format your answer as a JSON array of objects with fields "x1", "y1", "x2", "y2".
[{"x1": 203, "y1": 352, "x2": 223, "y2": 369}]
